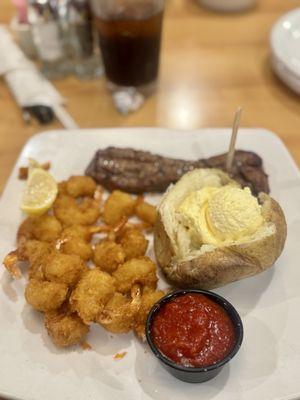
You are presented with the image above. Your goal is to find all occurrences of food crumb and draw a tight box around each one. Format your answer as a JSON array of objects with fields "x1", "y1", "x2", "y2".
[
  {"x1": 18, "y1": 167, "x2": 29, "y2": 180},
  {"x1": 113, "y1": 351, "x2": 127, "y2": 360},
  {"x1": 18, "y1": 161, "x2": 51, "y2": 180},
  {"x1": 81, "y1": 341, "x2": 92, "y2": 350}
]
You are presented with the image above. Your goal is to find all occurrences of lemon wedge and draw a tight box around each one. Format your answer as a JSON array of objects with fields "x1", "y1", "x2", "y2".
[{"x1": 21, "y1": 167, "x2": 58, "y2": 217}]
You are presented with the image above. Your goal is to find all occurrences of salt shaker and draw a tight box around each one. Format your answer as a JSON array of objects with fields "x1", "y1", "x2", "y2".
[
  {"x1": 65, "y1": 0, "x2": 103, "y2": 78},
  {"x1": 28, "y1": 0, "x2": 70, "y2": 78},
  {"x1": 28, "y1": 0, "x2": 102, "y2": 79}
]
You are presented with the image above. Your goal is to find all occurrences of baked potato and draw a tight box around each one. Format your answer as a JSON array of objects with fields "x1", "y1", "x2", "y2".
[{"x1": 154, "y1": 168, "x2": 287, "y2": 289}]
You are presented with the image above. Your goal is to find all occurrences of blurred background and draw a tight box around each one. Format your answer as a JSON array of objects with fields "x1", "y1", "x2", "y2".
[{"x1": 1, "y1": 0, "x2": 300, "y2": 193}]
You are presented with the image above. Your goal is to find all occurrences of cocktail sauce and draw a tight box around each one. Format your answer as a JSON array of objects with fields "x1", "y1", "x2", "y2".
[{"x1": 150, "y1": 293, "x2": 236, "y2": 368}]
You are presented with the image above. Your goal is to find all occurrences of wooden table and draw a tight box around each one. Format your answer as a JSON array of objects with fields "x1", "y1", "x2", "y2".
[{"x1": 1, "y1": 0, "x2": 300, "y2": 194}]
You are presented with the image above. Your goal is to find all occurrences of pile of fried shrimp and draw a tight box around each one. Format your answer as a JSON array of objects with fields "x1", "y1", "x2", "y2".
[{"x1": 3, "y1": 176, "x2": 166, "y2": 348}]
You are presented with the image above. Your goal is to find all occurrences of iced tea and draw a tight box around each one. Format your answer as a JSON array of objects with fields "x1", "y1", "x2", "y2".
[{"x1": 94, "y1": 9, "x2": 163, "y2": 87}]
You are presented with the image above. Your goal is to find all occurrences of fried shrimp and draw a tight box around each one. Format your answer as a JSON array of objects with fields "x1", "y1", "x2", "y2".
[
  {"x1": 93, "y1": 240, "x2": 125, "y2": 273},
  {"x1": 23, "y1": 240, "x2": 52, "y2": 280},
  {"x1": 118, "y1": 228, "x2": 148, "y2": 260},
  {"x1": 65, "y1": 176, "x2": 97, "y2": 198},
  {"x1": 60, "y1": 225, "x2": 94, "y2": 242},
  {"x1": 134, "y1": 290, "x2": 165, "y2": 340},
  {"x1": 12, "y1": 240, "x2": 54, "y2": 280},
  {"x1": 42, "y1": 252, "x2": 87, "y2": 287},
  {"x1": 25, "y1": 279, "x2": 68, "y2": 312},
  {"x1": 3, "y1": 173, "x2": 163, "y2": 349},
  {"x1": 3, "y1": 240, "x2": 52, "y2": 279},
  {"x1": 70, "y1": 269, "x2": 115, "y2": 323},
  {"x1": 18, "y1": 239, "x2": 51, "y2": 262},
  {"x1": 135, "y1": 201, "x2": 157, "y2": 226},
  {"x1": 3, "y1": 251, "x2": 21, "y2": 279},
  {"x1": 53, "y1": 195, "x2": 100, "y2": 226},
  {"x1": 113, "y1": 257, "x2": 158, "y2": 294},
  {"x1": 103, "y1": 190, "x2": 136, "y2": 226},
  {"x1": 60, "y1": 239, "x2": 92, "y2": 261},
  {"x1": 57, "y1": 226, "x2": 96, "y2": 261},
  {"x1": 17, "y1": 215, "x2": 62, "y2": 244},
  {"x1": 105, "y1": 216, "x2": 128, "y2": 242},
  {"x1": 59, "y1": 225, "x2": 107, "y2": 242},
  {"x1": 98, "y1": 285, "x2": 142, "y2": 333},
  {"x1": 45, "y1": 308, "x2": 89, "y2": 347}
]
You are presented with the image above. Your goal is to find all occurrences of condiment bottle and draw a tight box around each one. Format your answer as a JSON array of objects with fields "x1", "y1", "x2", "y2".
[
  {"x1": 28, "y1": 0, "x2": 102, "y2": 79},
  {"x1": 65, "y1": 0, "x2": 103, "y2": 78},
  {"x1": 28, "y1": 0, "x2": 70, "y2": 79}
]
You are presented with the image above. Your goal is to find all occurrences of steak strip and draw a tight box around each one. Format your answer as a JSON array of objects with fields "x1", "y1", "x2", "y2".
[{"x1": 85, "y1": 147, "x2": 269, "y2": 195}]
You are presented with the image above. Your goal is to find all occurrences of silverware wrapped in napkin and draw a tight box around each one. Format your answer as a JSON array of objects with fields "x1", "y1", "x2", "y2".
[{"x1": 0, "y1": 25, "x2": 78, "y2": 128}]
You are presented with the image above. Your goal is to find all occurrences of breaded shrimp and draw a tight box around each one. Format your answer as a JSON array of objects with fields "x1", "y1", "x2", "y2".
[
  {"x1": 60, "y1": 238, "x2": 92, "y2": 261},
  {"x1": 70, "y1": 269, "x2": 115, "y2": 323},
  {"x1": 135, "y1": 201, "x2": 157, "y2": 226},
  {"x1": 57, "y1": 226, "x2": 96, "y2": 261},
  {"x1": 58, "y1": 181, "x2": 68, "y2": 195},
  {"x1": 118, "y1": 228, "x2": 148, "y2": 260},
  {"x1": 103, "y1": 190, "x2": 136, "y2": 226},
  {"x1": 3, "y1": 240, "x2": 52, "y2": 279},
  {"x1": 93, "y1": 240, "x2": 125, "y2": 273},
  {"x1": 17, "y1": 215, "x2": 62, "y2": 244},
  {"x1": 53, "y1": 195, "x2": 100, "y2": 226},
  {"x1": 25, "y1": 279, "x2": 68, "y2": 312},
  {"x1": 65, "y1": 176, "x2": 97, "y2": 198},
  {"x1": 60, "y1": 225, "x2": 94, "y2": 242},
  {"x1": 134, "y1": 290, "x2": 165, "y2": 340},
  {"x1": 18, "y1": 239, "x2": 52, "y2": 262},
  {"x1": 3, "y1": 250, "x2": 21, "y2": 279},
  {"x1": 98, "y1": 285, "x2": 141, "y2": 333},
  {"x1": 42, "y1": 252, "x2": 88, "y2": 287},
  {"x1": 23, "y1": 240, "x2": 52, "y2": 280},
  {"x1": 113, "y1": 257, "x2": 158, "y2": 294},
  {"x1": 45, "y1": 308, "x2": 89, "y2": 347}
]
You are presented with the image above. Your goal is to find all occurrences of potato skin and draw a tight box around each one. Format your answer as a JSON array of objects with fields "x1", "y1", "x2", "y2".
[{"x1": 154, "y1": 193, "x2": 287, "y2": 290}]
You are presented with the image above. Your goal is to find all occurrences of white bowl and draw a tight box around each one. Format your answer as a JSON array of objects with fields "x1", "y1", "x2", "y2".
[
  {"x1": 198, "y1": 0, "x2": 256, "y2": 12},
  {"x1": 270, "y1": 8, "x2": 300, "y2": 94},
  {"x1": 271, "y1": 53, "x2": 300, "y2": 94},
  {"x1": 271, "y1": 8, "x2": 300, "y2": 78}
]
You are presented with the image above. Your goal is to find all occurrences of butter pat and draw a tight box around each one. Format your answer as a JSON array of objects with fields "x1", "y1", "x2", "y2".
[
  {"x1": 177, "y1": 185, "x2": 263, "y2": 247},
  {"x1": 207, "y1": 186, "x2": 263, "y2": 241}
]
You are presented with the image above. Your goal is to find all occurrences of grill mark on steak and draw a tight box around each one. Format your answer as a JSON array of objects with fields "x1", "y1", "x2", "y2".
[{"x1": 85, "y1": 147, "x2": 269, "y2": 195}]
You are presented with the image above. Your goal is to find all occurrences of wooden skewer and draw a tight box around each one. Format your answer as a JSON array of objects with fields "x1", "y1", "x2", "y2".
[{"x1": 226, "y1": 107, "x2": 242, "y2": 174}]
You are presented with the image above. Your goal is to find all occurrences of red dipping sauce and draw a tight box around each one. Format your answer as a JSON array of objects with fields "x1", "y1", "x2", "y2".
[{"x1": 150, "y1": 293, "x2": 236, "y2": 368}]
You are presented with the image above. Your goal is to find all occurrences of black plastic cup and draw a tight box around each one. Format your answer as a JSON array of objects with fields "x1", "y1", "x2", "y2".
[{"x1": 146, "y1": 289, "x2": 243, "y2": 383}]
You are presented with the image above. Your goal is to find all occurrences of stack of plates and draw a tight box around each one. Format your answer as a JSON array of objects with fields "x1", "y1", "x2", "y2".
[{"x1": 270, "y1": 8, "x2": 300, "y2": 94}]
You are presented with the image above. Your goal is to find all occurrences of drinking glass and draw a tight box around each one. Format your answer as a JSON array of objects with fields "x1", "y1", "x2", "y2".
[{"x1": 90, "y1": 0, "x2": 164, "y2": 112}]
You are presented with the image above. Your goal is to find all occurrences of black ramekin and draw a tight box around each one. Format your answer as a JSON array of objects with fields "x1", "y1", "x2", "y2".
[{"x1": 145, "y1": 289, "x2": 243, "y2": 383}]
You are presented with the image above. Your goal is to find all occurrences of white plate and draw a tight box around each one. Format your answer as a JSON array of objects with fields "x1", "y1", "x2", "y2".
[
  {"x1": 271, "y1": 8, "x2": 300, "y2": 80},
  {"x1": 0, "y1": 128, "x2": 299, "y2": 400}
]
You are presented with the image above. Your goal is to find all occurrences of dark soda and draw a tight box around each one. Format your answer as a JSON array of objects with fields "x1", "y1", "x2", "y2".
[{"x1": 94, "y1": 10, "x2": 163, "y2": 87}]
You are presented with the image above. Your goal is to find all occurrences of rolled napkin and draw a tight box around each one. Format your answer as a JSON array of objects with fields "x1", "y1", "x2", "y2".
[{"x1": 0, "y1": 25, "x2": 78, "y2": 128}]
